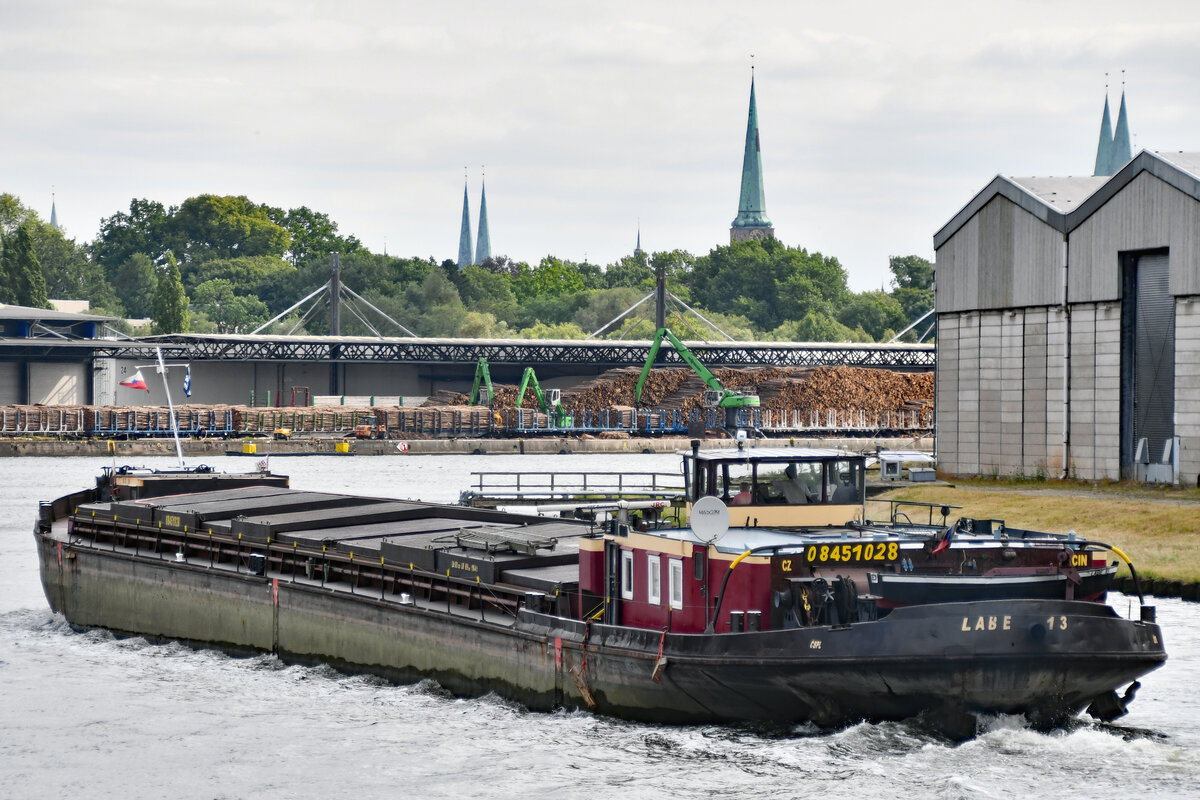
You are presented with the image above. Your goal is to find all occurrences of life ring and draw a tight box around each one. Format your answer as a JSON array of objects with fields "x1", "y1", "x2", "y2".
[{"x1": 396, "y1": 441, "x2": 410, "y2": 452}]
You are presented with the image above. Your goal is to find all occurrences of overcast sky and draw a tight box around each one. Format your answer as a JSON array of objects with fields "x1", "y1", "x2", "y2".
[{"x1": 5, "y1": 1, "x2": 1199, "y2": 292}]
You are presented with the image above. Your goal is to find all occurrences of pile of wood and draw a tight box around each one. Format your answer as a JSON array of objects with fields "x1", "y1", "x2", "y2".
[
  {"x1": 0, "y1": 405, "x2": 90, "y2": 434},
  {"x1": 420, "y1": 365, "x2": 933, "y2": 419},
  {"x1": 753, "y1": 366, "x2": 933, "y2": 415}
]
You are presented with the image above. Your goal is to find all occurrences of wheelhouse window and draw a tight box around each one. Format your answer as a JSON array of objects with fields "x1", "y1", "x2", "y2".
[
  {"x1": 620, "y1": 550, "x2": 634, "y2": 600},
  {"x1": 647, "y1": 554, "x2": 661, "y2": 605},
  {"x1": 826, "y1": 459, "x2": 864, "y2": 505},
  {"x1": 668, "y1": 559, "x2": 683, "y2": 609}
]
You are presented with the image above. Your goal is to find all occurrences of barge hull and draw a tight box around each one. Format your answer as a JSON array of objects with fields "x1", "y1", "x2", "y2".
[{"x1": 37, "y1": 532, "x2": 1165, "y2": 727}]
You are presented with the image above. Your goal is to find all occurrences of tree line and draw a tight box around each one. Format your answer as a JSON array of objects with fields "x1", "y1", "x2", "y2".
[{"x1": 0, "y1": 192, "x2": 934, "y2": 342}]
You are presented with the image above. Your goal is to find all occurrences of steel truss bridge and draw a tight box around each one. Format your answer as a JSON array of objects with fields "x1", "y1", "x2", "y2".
[{"x1": 55, "y1": 334, "x2": 934, "y2": 370}]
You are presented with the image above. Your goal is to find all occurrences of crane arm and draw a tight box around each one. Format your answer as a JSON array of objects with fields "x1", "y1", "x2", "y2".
[
  {"x1": 468, "y1": 357, "x2": 495, "y2": 406},
  {"x1": 516, "y1": 367, "x2": 546, "y2": 411},
  {"x1": 635, "y1": 327, "x2": 723, "y2": 403}
]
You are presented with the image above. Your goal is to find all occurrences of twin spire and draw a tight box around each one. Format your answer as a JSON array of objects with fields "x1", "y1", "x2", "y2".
[
  {"x1": 457, "y1": 170, "x2": 492, "y2": 268},
  {"x1": 1094, "y1": 74, "x2": 1132, "y2": 177}
]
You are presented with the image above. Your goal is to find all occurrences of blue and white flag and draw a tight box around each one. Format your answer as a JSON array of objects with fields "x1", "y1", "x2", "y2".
[{"x1": 183, "y1": 365, "x2": 192, "y2": 398}]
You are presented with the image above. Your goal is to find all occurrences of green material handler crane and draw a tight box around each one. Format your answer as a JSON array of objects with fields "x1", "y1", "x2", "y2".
[
  {"x1": 635, "y1": 327, "x2": 759, "y2": 429},
  {"x1": 516, "y1": 367, "x2": 573, "y2": 427},
  {"x1": 468, "y1": 357, "x2": 495, "y2": 406}
]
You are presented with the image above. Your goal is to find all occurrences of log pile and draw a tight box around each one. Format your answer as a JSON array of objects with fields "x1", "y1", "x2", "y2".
[
  {"x1": 373, "y1": 365, "x2": 930, "y2": 423},
  {"x1": 0, "y1": 367, "x2": 932, "y2": 438}
]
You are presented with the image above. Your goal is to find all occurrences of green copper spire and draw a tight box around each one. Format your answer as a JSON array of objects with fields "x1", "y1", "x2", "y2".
[
  {"x1": 1111, "y1": 88, "x2": 1132, "y2": 172},
  {"x1": 730, "y1": 73, "x2": 774, "y2": 243},
  {"x1": 457, "y1": 177, "x2": 473, "y2": 269},
  {"x1": 1093, "y1": 92, "x2": 1113, "y2": 176},
  {"x1": 474, "y1": 176, "x2": 491, "y2": 265}
]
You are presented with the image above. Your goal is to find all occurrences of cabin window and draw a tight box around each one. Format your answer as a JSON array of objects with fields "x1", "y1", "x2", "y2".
[
  {"x1": 826, "y1": 459, "x2": 864, "y2": 505},
  {"x1": 620, "y1": 550, "x2": 634, "y2": 600},
  {"x1": 668, "y1": 559, "x2": 683, "y2": 609},
  {"x1": 647, "y1": 554, "x2": 662, "y2": 605}
]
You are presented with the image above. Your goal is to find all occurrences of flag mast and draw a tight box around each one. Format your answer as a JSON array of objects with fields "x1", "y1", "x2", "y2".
[{"x1": 155, "y1": 348, "x2": 185, "y2": 468}]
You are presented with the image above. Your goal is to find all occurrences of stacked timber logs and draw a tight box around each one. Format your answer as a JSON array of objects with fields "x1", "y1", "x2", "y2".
[{"x1": 0, "y1": 366, "x2": 932, "y2": 438}]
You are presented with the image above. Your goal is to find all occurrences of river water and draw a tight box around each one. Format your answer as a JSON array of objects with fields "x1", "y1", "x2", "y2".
[{"x1": 2, "y1": 454, "x2": 1198, "y2": 799}]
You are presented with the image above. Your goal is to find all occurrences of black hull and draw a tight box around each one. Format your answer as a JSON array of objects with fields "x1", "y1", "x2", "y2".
[{"x1": 36, "y1": 530, "x2": 1165, "y2": 730}]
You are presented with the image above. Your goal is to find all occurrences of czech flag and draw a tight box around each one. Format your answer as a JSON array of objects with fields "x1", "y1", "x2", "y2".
[
  {"x1": 932, "y1": 523, "x2": 955, "y2": 555},
  {"x1": 119, "y1": 370, "x2": 150, "y2": 392},
  {"x1": 183, "y1": 365, "x2": 192, "y2": 398}
]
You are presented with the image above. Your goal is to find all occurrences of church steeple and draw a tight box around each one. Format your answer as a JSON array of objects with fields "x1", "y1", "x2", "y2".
[
  {"x1": 730, "y1": 66, "x2": 774, "y2": 243},
  {"x1": 1111, "y1": 86, "x2": 1132, "y2": 172},
  {"x1": 50, "y1": 192, "x2": 60, "y2": 231},
  {"x1": 474, "y1": 172, "x2": 491, "y2": 265},
  {"x1": 1093, "y1": 89, "x2": 1114, "y2": 177},
  {"x1": 457, "y1": 174, "x2": 473, "y2": 269},
  {"x1": 1094, "y1": 74, "x2": 1133, "y2": 177}
]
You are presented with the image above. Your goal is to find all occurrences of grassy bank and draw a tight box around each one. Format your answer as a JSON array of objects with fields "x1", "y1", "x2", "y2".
[{"x1": 870, "y1": 480, "x2": 1200, "y2": 583}]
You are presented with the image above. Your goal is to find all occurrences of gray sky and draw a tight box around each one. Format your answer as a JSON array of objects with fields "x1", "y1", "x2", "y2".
[{"x1": 5, "y1": 1, "x2": 1199, "y2": 292}]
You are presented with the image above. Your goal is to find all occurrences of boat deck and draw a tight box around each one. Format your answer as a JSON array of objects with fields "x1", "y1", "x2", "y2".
[{"x1": 58, "y1": 484, "x2": 594, "y2": 627}]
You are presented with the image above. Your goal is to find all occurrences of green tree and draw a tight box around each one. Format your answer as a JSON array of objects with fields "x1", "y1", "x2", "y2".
[
  {"x1": 650, "y1": 249, "x2": 694, "y2": 283},
  {"x1": 111, "y1": 253, "x2": 158, "y2": 318},
  {"x1": 836, "y1": 291, "x2": 906, "y2": 342},
  {"x1": 575, "y1": 260, "x2": 604, "y2": 290},
  {"x1": 478, "y1": 255, "x2": 522, "y2": 277},
  {"x1": 92, "y1": 198, "x2": 173, "y2": 279},
  {"x1": 573, "y1": 287, "x2": 647, "y2": 336},
  {"x1": 0, "y1": 234, "x2": 15, "y2": 304},
  {"x1": 265, "y1": 205, "x2": 362, "y2": 267},
  {"x1": 664, "y1": 308, "x2": 757, "y2": 341},
  {"x1": 353, "y1": 269, "x2": 466, "y2": 337},
  {"x1": 152, "y1": 253, "x2": 189, "y2": 334},
  {"x1": 772, "y1": 311, "x2": 870, "y2": 343},
  {"x1": 888, "y1": 254, "x2": 935, "y2": 338},
  {"x1": 513, "y1": 257, "x2": 586, "y2": 303},
  {"x1": 187, "y1": 255, "x2": 297, "y2": 311},
  {"x1": 4, "y1": 226, "x2": 50, "y2": 308},
  {"x1": 0, "y1": 193, "x2": 44, "y2": 238},
  {"x1": 458, "y1": 311, "x2": 509, "y2": 338},
  {"x1": 686, "y1": 239, "x2": 849, "y2": 331},
  {"x1": 33, "y1": 224, "x2": 118, "y2": 308},
  {"x1": 191, "y1": 278, "x2": 269, "y2": 333},
  {"x1": 513, "y1": 292, "x2": 589, "y2": 330},
  {"x1": 889, "y1": 254, "x2": 934, "y2": 291},
  {"x1": 604, "y1": 252, "x2": 652, "y2": 289},
  {"x1": 516, "y1": 320, "x2": 586, "y2": 339},
  {"x1": 458, "y1": 265, "x2": 518, "y2": 325},
  {"x1": 169, "y1": 195, "x2": 290, "y2": 268}
]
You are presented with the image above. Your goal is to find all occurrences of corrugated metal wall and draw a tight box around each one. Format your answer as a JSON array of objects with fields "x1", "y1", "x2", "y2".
[
  {"x1": 1073, "y1": 172, "x2": 1200, "y2": 300},
  {"x1": 934, "y1": 196, "x2": 1062, "y2": 314},
  {"x1": 1177, "y1": 299, "x2": 1200, "y2": 483},
  {"x1": 935, "y1": 160, "x2": 1199, "y2": 483},
  {"x1": 0, "y1": 363, "x2": 19, "y2": 404}
]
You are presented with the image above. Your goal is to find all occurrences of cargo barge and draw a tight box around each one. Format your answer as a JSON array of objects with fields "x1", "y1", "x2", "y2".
[{"x1": 35, "y1": 450, "x2": 1166, "y2": 733}]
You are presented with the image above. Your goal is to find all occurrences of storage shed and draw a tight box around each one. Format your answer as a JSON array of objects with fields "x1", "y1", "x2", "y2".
[{"x1": 933, "y1": 150, "x2": 1200, "y2": 484}]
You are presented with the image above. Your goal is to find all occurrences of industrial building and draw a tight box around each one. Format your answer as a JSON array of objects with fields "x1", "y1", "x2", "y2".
[{"x1": 933, "y1": 149, "x2": 1200, "y2": 484}]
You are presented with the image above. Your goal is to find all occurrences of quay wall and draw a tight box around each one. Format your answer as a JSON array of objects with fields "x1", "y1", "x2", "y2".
[{"x1": 0, "y1": 435, "x2": 931, "y2": 458}]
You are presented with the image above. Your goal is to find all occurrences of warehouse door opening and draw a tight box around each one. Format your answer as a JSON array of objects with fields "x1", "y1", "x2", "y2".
[{"x1": 1120, "y1": 250, "x2": 1175, "y2": 480}]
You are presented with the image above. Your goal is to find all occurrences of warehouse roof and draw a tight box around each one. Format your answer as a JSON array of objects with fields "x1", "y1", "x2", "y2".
[
  {"x1": 1008, "y1": 176, "x2": 1107, "y2": 210},
  {"x1": 0, "y1": 303, "x2": 115, "y2": 323},
  {"x1": 935, "y1": 149, "x2": 1200, "y2": 249}
]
